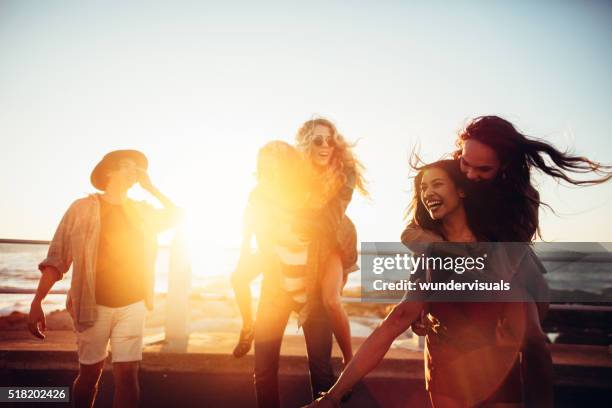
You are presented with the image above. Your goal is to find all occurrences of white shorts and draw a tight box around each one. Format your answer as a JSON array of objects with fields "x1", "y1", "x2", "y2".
[{"x1": 76, "y1": 301, "x2": 147, "y2": 365}]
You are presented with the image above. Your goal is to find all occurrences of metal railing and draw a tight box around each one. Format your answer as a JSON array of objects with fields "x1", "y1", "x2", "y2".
[
  {"x1": 1, "y1": 237, "x2": 190, "y2": 347},
  {"x1": 2, "y1": 238, "x2": 611, "y2": 340}
]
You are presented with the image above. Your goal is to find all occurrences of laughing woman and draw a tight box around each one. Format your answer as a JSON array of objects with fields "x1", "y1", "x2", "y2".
[
  {"x1": 293, "y1": 117, "x2": 368, "y2": 367},
  {"x1": 306, "y1": 160, "x2": 537, "y2": 408}
]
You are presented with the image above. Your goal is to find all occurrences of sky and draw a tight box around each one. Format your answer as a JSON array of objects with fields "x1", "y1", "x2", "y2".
[{"x1": 1, "y1": 0, "x2": 612, "y2": 252}]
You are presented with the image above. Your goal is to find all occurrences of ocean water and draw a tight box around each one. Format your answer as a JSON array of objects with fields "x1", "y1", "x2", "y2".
[
  {"x1": 0, "y1": 243, "x2": 362, "y2": 316},
  {"x1": 1, "y1": 243, "x2": 610, "y2": 316}
]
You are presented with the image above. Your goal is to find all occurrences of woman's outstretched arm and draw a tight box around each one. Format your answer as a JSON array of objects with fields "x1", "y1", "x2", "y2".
[{"x1": 307, "y1": 300, "x2": 423, "y2": 407}]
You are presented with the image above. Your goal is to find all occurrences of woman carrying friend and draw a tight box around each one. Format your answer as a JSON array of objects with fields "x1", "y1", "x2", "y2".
[
  {"x1": 237, "y1": 141, "x2": 339, "y2": 408},
  {"x1": 231, "y1": 139, "x2": 322, "y2": 358},
  {"x1": 230, "y1": 143, "x2": 287, "y2": 358},
  {"x1": 404, "y1": 115, "x2": 612, "y2": 407},
  {"x1": 307, "y1": 159, "x2": 537, "y2": 407},
  {"x1": 231, "y1": 118, "x2": 367, "y2": 369},
  {"x1": 230, "y1": 122, "x2": 366, "y2": 406}
]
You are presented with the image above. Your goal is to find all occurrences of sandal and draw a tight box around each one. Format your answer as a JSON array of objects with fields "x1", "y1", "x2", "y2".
[{"x1": 232, "y1": 328, "x2": 254, "y2": 358}]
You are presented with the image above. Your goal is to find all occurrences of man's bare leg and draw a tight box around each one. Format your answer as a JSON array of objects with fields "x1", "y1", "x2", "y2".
[
  {"x1": 112, "y1": 361, "x2": 140, "y2": 408},
  {"x1": 73, "y1": 360, "x2": 105, "y2": 408}
]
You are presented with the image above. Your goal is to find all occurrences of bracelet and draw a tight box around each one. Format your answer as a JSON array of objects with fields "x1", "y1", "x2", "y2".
[{"x1": 317, "y1": 391, "x2": 341, "y2": 408}]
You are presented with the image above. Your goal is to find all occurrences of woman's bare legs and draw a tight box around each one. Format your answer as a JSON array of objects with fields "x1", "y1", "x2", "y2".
[
  {"x1": 321, "y1": 252, "x2": 353, "y2": 366},
  {"x1": 231, "y1": 267, "x2": 253, "y2": 329},
  {"x1": 230, "y1": 253, "x2": 262, "y2": 357}
]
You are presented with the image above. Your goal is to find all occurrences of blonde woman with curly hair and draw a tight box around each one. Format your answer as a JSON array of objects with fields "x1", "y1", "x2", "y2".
[{"x1": 293, "y1": 117, "x2": 368, "y2": 369}]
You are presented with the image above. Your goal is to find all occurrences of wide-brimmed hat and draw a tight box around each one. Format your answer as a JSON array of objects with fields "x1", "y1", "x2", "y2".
[{"x1": 90, "y1": 150, "x2": 148, "y2": 191}]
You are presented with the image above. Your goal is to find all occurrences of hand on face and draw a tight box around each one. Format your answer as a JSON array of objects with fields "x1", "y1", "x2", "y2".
[{"x1": 137, "y1": 168, "x2": 155, "y2": 192}]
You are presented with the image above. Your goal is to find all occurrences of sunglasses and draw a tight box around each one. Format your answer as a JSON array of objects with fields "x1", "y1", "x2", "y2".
[{"x1": 312, "y1": 135, "x2": 336, "y2": 147}]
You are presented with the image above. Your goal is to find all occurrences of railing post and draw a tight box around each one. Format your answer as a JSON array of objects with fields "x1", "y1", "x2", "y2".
[{"x1": 165, "y1": 231, "x2": 191, "y2": 349}]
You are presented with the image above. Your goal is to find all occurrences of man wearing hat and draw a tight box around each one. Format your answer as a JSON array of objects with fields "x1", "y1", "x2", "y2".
[{"x1": 28, "y1": 150, "x2": 181, "y2": 408}]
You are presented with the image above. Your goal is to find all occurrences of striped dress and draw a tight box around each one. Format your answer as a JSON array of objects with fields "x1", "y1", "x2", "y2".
[{"x1": 271, "y1": 212, "x2": 309, "y2": 305}]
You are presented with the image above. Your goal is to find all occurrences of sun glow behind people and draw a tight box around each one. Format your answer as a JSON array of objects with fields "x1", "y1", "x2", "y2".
[{"x1": 1, "y1": 1, "x2": 612, "y2": 286}]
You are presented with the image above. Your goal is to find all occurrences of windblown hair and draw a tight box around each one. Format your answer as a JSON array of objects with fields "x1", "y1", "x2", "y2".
[
  {"x1": 408, "y1": 158, "x2": 489, "y2": 241},
  {"x1": 295, "y1": 117, "x2": 368, "y2": 205},
  {"x1": 453, "y1": 115, "x2": 612, "y2": 241}
]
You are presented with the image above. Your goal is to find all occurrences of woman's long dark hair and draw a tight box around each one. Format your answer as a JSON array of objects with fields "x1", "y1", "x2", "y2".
[
  {"x1": 408, "y1": 158, "x2": 490, "y2": 241},
  {"x1": 453, "y1": 116, "x2": 612, "y2": 241}
]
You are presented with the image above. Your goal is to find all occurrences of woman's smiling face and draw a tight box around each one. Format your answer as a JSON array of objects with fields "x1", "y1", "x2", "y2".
[
  {"x1": 420, "y1": 167, "x2": 464, "y2": 220},
  {"x1": 310, "y1": 124, "x2": 335, "y2": 167}
]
